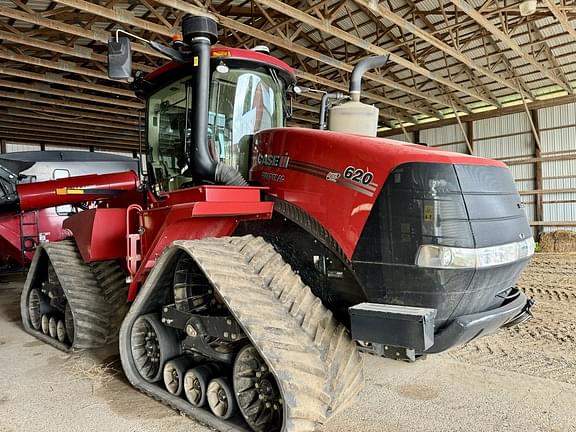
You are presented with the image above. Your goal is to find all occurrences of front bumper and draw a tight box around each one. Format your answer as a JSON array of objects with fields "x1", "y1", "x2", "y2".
[{"x1": 425, "y1": 287, "x2": 533, "y2": 354}]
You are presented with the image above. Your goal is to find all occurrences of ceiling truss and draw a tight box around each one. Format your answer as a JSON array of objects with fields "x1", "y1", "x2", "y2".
[{"x1": 0, "y1": 0, "x2": 574, "y2": 151}]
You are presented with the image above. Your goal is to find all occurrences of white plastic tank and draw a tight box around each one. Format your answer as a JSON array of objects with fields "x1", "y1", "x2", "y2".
[{"x1": 328, "y1": 101, "x2": 379, "y2": 137}]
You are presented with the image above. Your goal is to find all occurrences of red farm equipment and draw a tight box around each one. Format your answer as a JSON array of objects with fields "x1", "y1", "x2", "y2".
[
  {"x1": 1, "y1": 16, "x2": 535, "y2": 432},
  {"x1": 0, "y1": 151, "x2": 138, "y2": 270}
]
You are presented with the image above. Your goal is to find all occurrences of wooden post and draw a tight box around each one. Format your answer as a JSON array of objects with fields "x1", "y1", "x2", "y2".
[
  {"x1": 466, "y1": 121, "x2": 474, "y2": 155},
  {"x1": 531, "y1": 109, "x2": 544, "y2": 238},
  {"x1": 0, "y1": 139, "x2": 6, "y2": 154}
]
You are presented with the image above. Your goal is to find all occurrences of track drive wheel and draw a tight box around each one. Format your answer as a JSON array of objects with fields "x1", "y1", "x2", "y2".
[
  {"x1": 131, "y1": 313, "x2": 179, "y2": 383},
  {"x1": 234, "y1": 344, "x2": 282, "y2": 432}
]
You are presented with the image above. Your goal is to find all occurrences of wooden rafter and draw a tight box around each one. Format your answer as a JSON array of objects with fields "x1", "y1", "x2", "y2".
[{"x1": 449, "y1": 0, "x2": 573, "y2": 93}]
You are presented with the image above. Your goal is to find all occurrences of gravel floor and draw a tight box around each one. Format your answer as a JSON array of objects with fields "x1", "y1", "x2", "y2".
[{"x1": 1, "y1": 255, "x2": 575, "y2": 432}]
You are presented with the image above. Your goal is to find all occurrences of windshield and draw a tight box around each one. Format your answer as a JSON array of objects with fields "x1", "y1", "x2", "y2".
[
  {"x1": 147, "y1": 63, "x2": 286, "y2": 192},
  {"x1": 209, "y1": 65, "x2": 285, "y2": 178}
]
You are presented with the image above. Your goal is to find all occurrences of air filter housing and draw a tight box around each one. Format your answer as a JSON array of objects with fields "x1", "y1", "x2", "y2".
[{"x1": 182, "y1": 15, "x2": 218, "y2": 45}]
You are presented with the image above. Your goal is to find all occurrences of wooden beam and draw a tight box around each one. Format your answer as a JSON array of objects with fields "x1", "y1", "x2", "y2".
[
  {"x1": 0, "y1": 134, "x2": 136, "y2": 152},
  {"x1": 0, "y1": 48, "x2": 108, "y2": 80},
  {"x1": 531, "y1": 108, "x2": 544, "y2": 238},
  {"x1": 356, "y1": 0, "x2": 524, "y2": 103},
  {"x1": 0, "y1": 129, "x2": 137, "y2": 150},
  {"x1": 0, "y1": 5, "x2": 164, "y2": 60},
  {"x1": 0, "y1": 30, "x2": 155, "y2": 74},
  {"x1": 449, "y1": 0, "x2": 573, "y2": 93},
  {"x1": 0, "y1": 108, "x2": 137, "y2": 132},
  {"x1": 253, "y1": 0, "x2": 494, "y2": 106},
  {"x1": 0, "y1": 116, "x2": 139, "y2": 140},
  {"x1": 0, "y1": 80, "x2": 142, "y2": 109},
  {"x1": 55, "y1": 0, "x2": 444, "y2": 119},
  {"x1": 0, "y1": 122, "x2": 138, "y2": 144},
  {"x1": 542, "y1": 0, "x2": 576, "y2": 41},
  {"x1": 0, "y1": 91, "x2": 140, "y2": 117},
  {"x1": 380, "y1": 93, "x2": 576, "y2": 136},
  {"x1": 0, "y1": 65, "x2": 136, "y2": 99},
  {"x1": 0, "y1": 101, "x2": 138, "y2": 126},
  {"x1": 154, "y1": 0, "x2": 454, "y2": 113}
]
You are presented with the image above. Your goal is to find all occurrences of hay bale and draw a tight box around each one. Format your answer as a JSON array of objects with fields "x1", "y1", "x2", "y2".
[
  {"x1": 539, "y1": 230, "x2": 576, "y2": 252},
  {"x1": 539, "y1": 232, "x2": 556, "y2": 252},
  {"x1": 554, "y1": 230, "x2": 576, "y2": 253}
]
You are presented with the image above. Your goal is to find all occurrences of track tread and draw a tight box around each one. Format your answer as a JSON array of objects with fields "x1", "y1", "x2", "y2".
[
  {"x1": 176, "y1": 235, "x2": 363, "y2": 429},
  {"x1": 21, "y1": 240, "x2": 127, "y2": 351}
]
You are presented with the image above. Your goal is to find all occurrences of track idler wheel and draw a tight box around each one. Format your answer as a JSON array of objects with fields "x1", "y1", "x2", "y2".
[
  {"x1": 234, "y1": 344, "x2": 282, "y2": 432},
  {"x1": 130, "y1": 313, "x2": 179, "y2": 383},
  {"x1": 163, "y1": 357, "x2": 195, "y2": 395},
  {"x1": 41, "y1": 314, "x2": 50, "y2": 335},
  {"x1": 183, "y1": 364, "x2": 219, "y2": 407},
  {"x1": 48, "y1": 316, "x2": 58, "y2": 339},
  {"x1": 207, "y1": 377, "x2": 237, "y2": 420}
]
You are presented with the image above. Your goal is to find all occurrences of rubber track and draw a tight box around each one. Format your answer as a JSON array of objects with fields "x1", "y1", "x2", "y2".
[
  {"x1": 90, "y1": 260, "x2": 129, "y2": 344},
  {"x1": 20, "y1": 240, "x2": 124, "y2": 352},
  {"x1": 120, "y1": 235, "x2": 363, "y2": 432}
]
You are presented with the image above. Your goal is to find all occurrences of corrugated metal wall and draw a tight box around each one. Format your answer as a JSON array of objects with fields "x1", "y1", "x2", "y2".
[
  {"x1": 538, "y1": 104, "x2": 576, "y2": 231},
  {"x1": 422, "y1": 124, "x2": 467, "y2": 153}
]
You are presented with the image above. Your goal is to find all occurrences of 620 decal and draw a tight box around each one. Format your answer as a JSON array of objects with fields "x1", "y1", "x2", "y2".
[{"x1": 343, "y1": 166, "x2": 374, "y2": 185}]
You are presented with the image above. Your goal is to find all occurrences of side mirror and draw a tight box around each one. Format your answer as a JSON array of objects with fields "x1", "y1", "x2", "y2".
[{"x1": 108, "y1": 36, "x2": 132, "y2": 81}]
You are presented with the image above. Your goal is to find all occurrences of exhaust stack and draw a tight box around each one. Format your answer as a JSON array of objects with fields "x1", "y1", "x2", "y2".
[
  {"x1": 181, "y1": 16, "x2": 219, "y2": 182},
  {"x1": 328, "y1": 55, "x2": 389, "y2": 137}
]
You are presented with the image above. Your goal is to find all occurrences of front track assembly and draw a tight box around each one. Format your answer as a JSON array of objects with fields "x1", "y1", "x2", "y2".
[
  {"x1": 119, "y1": 235, "x2": 364, "y2": 432},
  {"x1": 20, "y1": 240, "x2": 127, "y2": 352}
]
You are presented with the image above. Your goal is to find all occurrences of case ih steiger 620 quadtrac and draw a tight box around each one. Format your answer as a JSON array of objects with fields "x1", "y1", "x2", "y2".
[{"x1": 0, "y1": 16, "x2": 535, "y2": 432}]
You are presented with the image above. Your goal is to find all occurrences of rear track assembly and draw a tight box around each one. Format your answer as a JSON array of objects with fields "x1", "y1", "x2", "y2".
[{"x1": 20, "y1": 240, "x2": 127, "y2": 352}]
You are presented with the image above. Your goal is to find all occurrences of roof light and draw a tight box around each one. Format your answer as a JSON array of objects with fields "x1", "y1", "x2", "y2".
[{"x1": 519, "y1": 0, "x2": 537, "y2": 16}]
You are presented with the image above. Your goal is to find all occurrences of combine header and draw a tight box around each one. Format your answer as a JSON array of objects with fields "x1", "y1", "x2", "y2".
[{"x1": 3, "y1": 15, "x2": 536, "y2": 432}]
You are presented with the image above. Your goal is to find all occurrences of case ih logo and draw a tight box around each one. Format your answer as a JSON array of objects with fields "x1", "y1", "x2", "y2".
[{"x1": 257, "y1": 153, "x2": 290, "y2": 168}]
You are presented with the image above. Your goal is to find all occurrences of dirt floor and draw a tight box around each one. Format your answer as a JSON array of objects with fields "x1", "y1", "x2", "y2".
[{"x1": 1, "y1": 254, "x2": 576, "y2": 432}]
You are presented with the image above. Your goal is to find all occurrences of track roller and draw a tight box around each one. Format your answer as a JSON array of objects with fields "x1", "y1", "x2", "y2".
[
  {"x1": 163, "y1": 357, "x2": 195, "y2": 395},
  {"x1": 207, "y1": 377, "x2": 237, "y2": 420},
  {"x1": 48, "y1": 316, "x2": 58, "y2": 339},
  {"x1": 184, "y1": 364, "x2": 219, "y2": 407},
  {"x1": 56, "y1": 320, "x2": 67, "y2": 343},
  {"x1": 41, "y1": 314, "x2": 50, "y2": 335}
]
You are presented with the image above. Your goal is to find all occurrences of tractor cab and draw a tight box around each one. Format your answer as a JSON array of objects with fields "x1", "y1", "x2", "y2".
[{"x1": 139, "y1": 48, "x2": 296, "y2": 192}]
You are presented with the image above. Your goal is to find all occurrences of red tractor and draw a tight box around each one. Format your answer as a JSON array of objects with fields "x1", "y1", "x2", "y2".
[{"x1": 4, "y1": 16, "x2": 535, "y2": 432}]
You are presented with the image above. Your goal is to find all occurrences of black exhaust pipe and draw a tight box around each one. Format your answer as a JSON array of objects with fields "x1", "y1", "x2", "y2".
[
  {"x1": 349, "y1": 55, "x2": 389, "y2": 102},
  {"x1": 182, "y1": 16, "x2": 218, "y2": 182}
]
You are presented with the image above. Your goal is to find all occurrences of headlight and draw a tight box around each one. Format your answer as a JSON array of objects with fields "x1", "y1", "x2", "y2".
[{"x1": 416, "y1": 237, "x2": 534, "y2": 269}]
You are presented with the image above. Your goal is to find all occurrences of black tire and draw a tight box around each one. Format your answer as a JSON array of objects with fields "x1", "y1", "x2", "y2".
[{"x1": 130, "y1": 313, "x2": 179, "y2": 383}]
